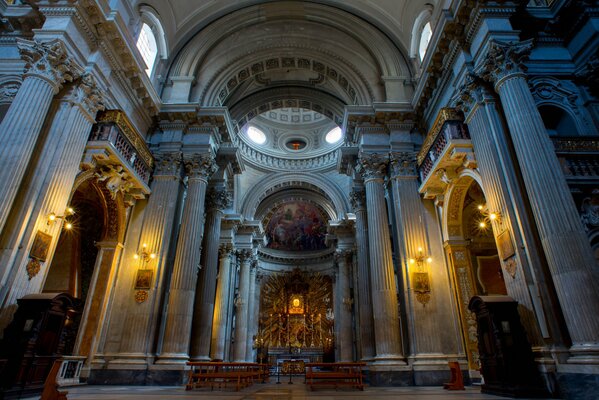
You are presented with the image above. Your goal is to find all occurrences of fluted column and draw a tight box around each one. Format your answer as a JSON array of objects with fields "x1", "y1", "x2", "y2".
[
  {"x1": 0, "y1": 75, "x2": 104, "y2": 332},
  {"x1": 211, "y1": 244, "x2": 234, "y2": 361},
  {"x1": 349, "y1": 189, "x2": 376, "y2": 360},
  {"x1": 0, "y1": 38, "x2": 82, "y2": 234},
  {"x1": 357, "y1": 153, "x2": 403, "y2": 361},
  {"x1": 158, "y1": 154, "x2": 216, "y2": 364},
  {"x1": 190, "y1": 186, "x2": 232, "y2": 360},
  {"x1": 479, "y1": 39, "x2": 599, "y2": 352},
  {"x1": 335, "y1": 250, "x2": 353, "y2": 361},
  {"x1": 116, "y1": 152, "x2": 183, "y2": 362},
  {"x1": 232, "y1": 250, "x2": 252, "y2": 361},
  {"x1": 246, "y1": 263, "x2": 259, "y2": 361}
]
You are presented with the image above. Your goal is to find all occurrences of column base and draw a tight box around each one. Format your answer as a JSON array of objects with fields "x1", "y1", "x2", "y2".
[
  {"x1": 568, "y1": 344, "x2": 599, "y2": 365},
  {"x1": 154, "y1": 353, "x2": 190, "y2": 365}
]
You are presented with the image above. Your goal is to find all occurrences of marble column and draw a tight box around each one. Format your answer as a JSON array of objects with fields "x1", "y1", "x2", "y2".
[
  {"x1": 0, "y1": 38, "x2": 82, "y2": 235},
  {"x1": 0, "y1": 74, "x2": 104, "y2": 332},
  {"x1": 357, "y1": 153, "x2": 403, "y2": 361},
  {"x1": 158, "y1": 154, "x2": 216, "y2": 364},
  {"x1": 211, "y1": 244, "x2": 234, "y2": 361},
  {"x1": 335, "y1": 250, "x2": 354, "y2": 361},
  {"x1": 479, "y1": 39, "x2": 599, "y2": 352},
  {"x1": 232, "y1": 250, "x2": 252, "y2": 361},
  {"x1": 246, "y1": 263, "x2": 259, "y2": 362},
  {"x1": 349, "y1": 189, "x2": 376, "y2": 360},
  {"x1": 115, "y1": 152, "x2": 183, "y2": 363},
  {"x1": 190, "y1": 186, "x2": 232, "y2": 360}
]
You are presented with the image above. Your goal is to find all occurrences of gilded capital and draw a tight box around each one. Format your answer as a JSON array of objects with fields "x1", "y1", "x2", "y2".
[
  {"x1": 184, "y1": 153, "x2": 217, "y2": 180},
  {"x1": 356, "y1": 152, "x2": 388, "y2": 181},
  {"x1": 390, "y1": 152, "x2": 417, "y2": 178},
  {"x1": 154, "y1": 152, "x2": 183, "y2": 177},
  {"x1": 17, "y1": 38, "x2": 83, "y2": 93},
  {"x1": 206, "y1": 187, "x2": 232, "y2": 211},
  {"x1": 477, "y1": 39, "x2": 534, "y2": 88}
]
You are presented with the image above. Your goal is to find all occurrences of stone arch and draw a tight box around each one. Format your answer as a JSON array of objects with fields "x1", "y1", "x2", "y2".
[
  {"x1": 240, "y1": 173, "x2": 348, "y2": 221},
  {"x1": 442, "y1": 170, "x2": 484, "y2": 240}
]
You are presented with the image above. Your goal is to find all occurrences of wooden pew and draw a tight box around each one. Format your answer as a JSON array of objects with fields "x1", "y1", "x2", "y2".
[
  {"x1": 185, "y1": 362, "x2": 262, "y2": 391},
  {"x1": 443, "y1": 361, "x2": 465, "y2": 390},
  {"x1": 40, "y1": 359, "x2": 68, "y2": 400},
  {"x1": 305, "y1": 362, "x2": 365, "y2": 391}
]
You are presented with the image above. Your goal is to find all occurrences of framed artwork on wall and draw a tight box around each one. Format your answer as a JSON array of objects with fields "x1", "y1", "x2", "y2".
[
  {"x1": 134, "y1": 269, "x2": 153, "y2": 290},
  {"x1": 30, "y1": 231, "x2": 52, "y2": 262}
]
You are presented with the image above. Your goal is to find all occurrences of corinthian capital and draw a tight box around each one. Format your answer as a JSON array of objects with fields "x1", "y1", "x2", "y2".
[
  {"x1": 218, "y1": 243, "x2": 234, "y2": 259},
  {"x1": 356, "y1": 152, "x2": 388, "y2": 181},
  {"x1": 184, "y1": 153, "x2": 217, "y2": 180},
  {"x1": 390, "y1": 152, "x2": 417, "y2": 178},
  {"x1": 154, "y1": 152, "x2": 182, "y2": 177},
  {"x1": 17, "y1": 38, "x2": 83, "y2": 93},
  {"x1": 206, "y1": 187, "x2": 232, "y2": 211},
  {"x1": 477, "y1": 39, "x2": 534, "y2": 88},
  {"x1": 68, "y1": 73, "x2": 105, "y2": 119},
  {"x1": 236, "y1": 249, "x2": 253, "y2": 262},
  {"x1": 349, "y1": 189, "x2": 366, "y2": 211}
]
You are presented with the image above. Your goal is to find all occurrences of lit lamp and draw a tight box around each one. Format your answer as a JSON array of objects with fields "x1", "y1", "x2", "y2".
[
  {"x1": 409, "y1": 247, "x2": 432, "y2": 307},
  {"x1": 133, "y1": 243, "x2": 157, "y2": 303},
  {"x1": 476, "y1": 204, "x2": 501, "y2": 231},
  {"x1": 47, "y1": 207, "x2": 76, "y2": 230}
]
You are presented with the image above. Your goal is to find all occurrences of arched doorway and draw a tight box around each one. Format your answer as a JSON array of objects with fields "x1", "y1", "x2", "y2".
[{"x1": 443, "y1": 175, "x2": 508, "y2": 376}]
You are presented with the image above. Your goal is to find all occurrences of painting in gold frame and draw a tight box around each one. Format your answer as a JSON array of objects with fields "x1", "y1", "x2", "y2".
[
  {"x1": 134, "y1": 269, "x2": 153, "y2": 290},
  {"x1": 30, "y1": 231, "x2": 52, "y2": 262},
  {"x1": 412, "y1": 271, "x2": 431, "y2": 293}
]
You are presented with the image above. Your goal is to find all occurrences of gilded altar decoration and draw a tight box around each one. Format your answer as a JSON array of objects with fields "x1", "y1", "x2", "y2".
[
  {"x1": 259, "y1": 268, "x2": 333, "y2": 352},
  {"x1": 30, "y1": 230, "x2": 52, "y2": 262},
  {"x1": 26, "y1": 259, "x2": 41, "y2": 280},
  {"x1": 135, "y1": 290, "x2": 149, "y2": 303}
]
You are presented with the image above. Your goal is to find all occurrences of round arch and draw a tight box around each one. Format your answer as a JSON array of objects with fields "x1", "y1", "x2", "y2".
[{"x1": 442, "y1": 169, "x2": 484, "y2": 240}]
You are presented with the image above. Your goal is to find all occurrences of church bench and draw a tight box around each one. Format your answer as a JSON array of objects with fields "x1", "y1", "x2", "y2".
[
  {"x1": 305, "y1": 362, "x2": 366, "y2": 390},
  {"x1": 185, "y1": 362, "x2": 262, "y2": 391}
]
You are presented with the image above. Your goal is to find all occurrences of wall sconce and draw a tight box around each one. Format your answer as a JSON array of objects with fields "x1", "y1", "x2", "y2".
[
  {"x1": 47, "y1": 207, "x2": 76, "y2": 230},
  {"x1": 133, "y1": 243, "x2": 157, "y2": 267},
  {"x1": 409, "y1": 247, "x2": 432, "y2": 307},
  {"x1": 476, "y1": 204, "x2": 501, "y2": 231}
]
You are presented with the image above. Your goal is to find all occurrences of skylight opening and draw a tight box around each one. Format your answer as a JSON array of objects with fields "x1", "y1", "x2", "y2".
[
  {"x1": 419, "y1": 22, "x2": 433, "y2": 61},
  {"x1": 325, "y1": 127, "x2": 342, "y2": 144},
  {"x1": 137, "y1": 23, "x2": 158, "y2": 76},
  {"x1": 248, "y1": 126, "x2": 267, "y2": 144}
]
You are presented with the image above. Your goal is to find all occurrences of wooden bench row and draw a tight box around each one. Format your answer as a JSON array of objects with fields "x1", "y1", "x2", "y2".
[
  {"x1": 185, "y1": 362, "x2": 269, "y2": 391},
  {"x1": 305, "y1": 362, "x2": 366, "y2": 391}
]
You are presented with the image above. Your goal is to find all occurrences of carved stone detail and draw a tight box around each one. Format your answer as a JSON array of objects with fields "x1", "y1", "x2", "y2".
[
  {"x1": 0, "y1": 82, "x2": 20, "y2": 104},
  {"x1": 95, "y1": 164, "x2": 134, "y2": 199},
  {"x1": 184, "y1": 154, "x2": 217, "y2": 180},
  {"x1": 390, "y1": 152, "x2": 417, "y2": 178},
  {"x1": 349, "y1": 189, "x2": 366, "y2": 211},
  {"x1": 356, "y1": 152, "x2": 388, "y2": 181},
  {"x1": 477, "y1": 39, "x2": 534, "y2": 86},
  {"x1": 154, "y1": 152, "x2": 182, "y2": 177},
  {"x1": 206, "y1": 187, "x2": 232, "y2": 211},
  {"x1": 17, "y1": 38, "x2": 83, "y2": 92},
  {"x1": 68, "y1": 73, "x2": 105, "y2": 118},
  {"x1": 218, "y1": 243, "x2": 234, "y2": 259},
  {"x1": 334, "y1": 249, "x2": 353, "y2": 265},
  {"x1": 236, "y1": 249, "x2": 253, "y2": 262},
  {"x1": 580, "y1": 194, "x2": 599, "y2": 232}
]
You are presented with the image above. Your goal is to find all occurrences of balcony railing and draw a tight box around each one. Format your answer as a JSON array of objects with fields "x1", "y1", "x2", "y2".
[
  {"x1": 83, "y1": 110, "x2": 153, "y2": 197},
  {"x1": 417, "y1": 108, "x2": 475, "y2": 198},
  {"x1": 552, "y1": 137, "x2": 599, "y2": 181}
]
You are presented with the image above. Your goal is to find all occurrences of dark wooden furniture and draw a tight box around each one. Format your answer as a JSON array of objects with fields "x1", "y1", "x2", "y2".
[
  {"x1": 305, "y1": 362, "x2": 365, "y2": 390},
  {"x1": 468, "y1": 296, "x2": 548, "y2": 398},
  {"x1": 40, "y1": 359, "x2": 68, "y2": 400},
  {"x1": 185, "y1": 362, "x2": 266, "y2": 391},
  {"x1": 0, "y1": 293, "x2": 81, "y2": 399}
]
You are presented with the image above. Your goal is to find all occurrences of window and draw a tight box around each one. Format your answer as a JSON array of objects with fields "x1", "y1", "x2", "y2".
[
  {"x1": 419, "y1": 22, "x2": 432, "y2": 61},
  {"x1": 325, "y1": 127, "x2": 342, "y2": 143},
  {"x1": 136, "y1": 23, "x2": 158, "y2": 76},
  {"x1": 248, "y1": 127, "x2": 267, "y2": 144}
]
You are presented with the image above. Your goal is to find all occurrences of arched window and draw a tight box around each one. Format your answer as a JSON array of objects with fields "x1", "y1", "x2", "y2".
[
  {"x1": 419, "y1": 22, "x2": 433, "y2": 61},
  {"x1": 136, "y1": 23, "x2": 157, "y2": 76}
]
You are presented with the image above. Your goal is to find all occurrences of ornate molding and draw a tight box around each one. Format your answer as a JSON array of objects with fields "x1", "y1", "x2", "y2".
[
  {"x1": 206, "y1": 187, "x2": 233, "y2": 212},
  {"x1": 68, "y1": 73, "x2": 105, "y2": 119},
  {"x1": 390, "y1": 152, "x2": 418, "y2": 178},
  {"x1": 334, "y1": 249, "x2": 353, "y2": 265},
  {"x1": 154, "y1": 152, "x2": 182, "y2": 177},
  {"x1": 218, "y1": 243, "x2": 234, "y2": 259},
  {"x1": 349, "y1": 189, "x2": 366, "y2": 211},
  {"x1": 17, "y1": 38, "x2": 83, "y2": 92},
  {"x1": 417, "y1": 107, "x2": 463, "y2": 165},
  {"x1": 95, "y1": 164, "x2": 134, "y2": 199},
  {"x1": 477, "y1": 39, "x2": 534, "y2": 88},
  {"x1": 0, "y1": 81, "x2": 20, "y2": 104},
  {"x1": 356, "y1": 152, "x2": 388, "y2": 181},
  {"x1": 183, "y1": 153, "x2": 217, "y2": 181},
  {"x1": 236, "y1": 249, "x2": 253, "y2": 262}
]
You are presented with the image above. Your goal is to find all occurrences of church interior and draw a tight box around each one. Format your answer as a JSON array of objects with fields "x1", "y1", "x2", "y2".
[{"x1": 0, "y1": 0, "x2": 598, "y2": 399}]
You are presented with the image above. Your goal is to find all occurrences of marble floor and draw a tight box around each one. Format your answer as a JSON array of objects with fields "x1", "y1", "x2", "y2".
[{"x1": 22, "y1": 379, "x2": 553, "y2": 400}]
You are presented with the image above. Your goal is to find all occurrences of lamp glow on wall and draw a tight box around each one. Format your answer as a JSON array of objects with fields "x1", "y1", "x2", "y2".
[
  {"x1": 409, "y1": 247, "x2": 432, "y2": 307},
  {"x1": 47, "y1": 206, "x2": 76, "y2": 230},
  {"x1": 133, "y1": 243, "x2": 157, "y2": 303}
]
